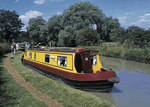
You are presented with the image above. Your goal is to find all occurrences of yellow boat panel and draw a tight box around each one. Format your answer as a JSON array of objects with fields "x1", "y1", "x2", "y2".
[{"x1": 24, "y1": 50, "x2": 103, "y2": 74}]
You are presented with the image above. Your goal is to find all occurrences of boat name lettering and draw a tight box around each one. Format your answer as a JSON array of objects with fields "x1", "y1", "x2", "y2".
[{"x1": 50, "y1": 56, "x2": 56, "y2": 61}]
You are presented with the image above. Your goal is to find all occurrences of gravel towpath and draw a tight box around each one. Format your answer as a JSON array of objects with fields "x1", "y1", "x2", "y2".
[{"x1": 4, "y1": 55, "x2": 63, "y2": 107}]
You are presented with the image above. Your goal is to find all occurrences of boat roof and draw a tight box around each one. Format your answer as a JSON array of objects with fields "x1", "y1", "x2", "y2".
[{"x1": 30, "y1": 48, "x2": 98, "y2": 54}]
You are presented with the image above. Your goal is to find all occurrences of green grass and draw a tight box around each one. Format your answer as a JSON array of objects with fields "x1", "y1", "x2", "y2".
[
  {"x1": 10, "y1": 52, "x2": 117, "y2": 107},
  {"x1": 0, "y1": 54, "x2": 48, "y2": 107}
]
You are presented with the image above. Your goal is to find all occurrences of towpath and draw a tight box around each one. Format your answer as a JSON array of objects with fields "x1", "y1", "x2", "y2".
[{"x1": 4, "y1": 55, "x2": 63, "y2": 107}]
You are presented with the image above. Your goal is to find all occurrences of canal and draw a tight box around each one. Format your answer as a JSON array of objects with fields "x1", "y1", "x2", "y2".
[{"x1": 89, "y1": 56, "x2": 150, "y2": 107}]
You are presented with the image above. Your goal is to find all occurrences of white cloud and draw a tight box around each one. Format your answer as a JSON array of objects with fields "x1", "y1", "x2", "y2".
[
  {"x1": 118, "y1": 16, "x2": 127, "y2": 24},
  {"x1": 138, "y1": 13, "x2": 150, "y2": 18},
  {"x1": 145, "y1": 13, "x2": 150, "y2": 16},
  {"x1": 125, "y1": 12, "x2": 136, "y2": 16},
  {"x1": 19, "y1": 10, "x2": 43, "y2": 21},
  {"x1": 133, "y1": 13, "x2": 150, "y2": 25},
  {"x1": 131, "y1": 19, "x2": 150, "y2": 25},
  {"x1": 57, "y1": 12, "x2": 62, "y2": 15},
  {"x1": 34, "y1": 0, "x2": 45, "y2": 4},
  {"x1": 15, "y1": 0, "x2": 19, "y2": 2},
  {"x1": 138, "y1": 16, "x2": 145, "y2": 18},
  {"x1": 139, "y1": 19, "x2": 147, "y2": 22}
]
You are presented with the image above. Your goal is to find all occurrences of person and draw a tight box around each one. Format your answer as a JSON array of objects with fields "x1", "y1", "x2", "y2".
[
  {"x1": 25, "y1": 42, "x2": 28, "y2": 52},
  {"x1": 21, "y1": 42, "x2": 24, "y2": 47},
  {"x1": 10, "y1": 44, "x2": 14, "y2": 58},
  {"x1": 25, "y1": 42, "x2": 31, "y2": 51},
  {"x1": 16, "y1": 43, "x2": 19, "y2": 52},
  {"x1": 28, "y1": 43, "x2": 31, "y2": 50},
  {"x1": 13, "y1": 43, "x2": 16, "y2": 53}
]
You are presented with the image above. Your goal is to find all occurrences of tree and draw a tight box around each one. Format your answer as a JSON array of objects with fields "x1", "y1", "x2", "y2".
[
  {"x1": 100, "y1": 16, "x2": 120, "y2": 42},
  {"x1": 110, "y1": 27, "x2": 125, "y2": 42},
  {"x1": 60, "y1": 2, "x2": 105, "y2": 44},
  {"x1": 47, "y1": 15, "x2": 64, "y2": 46},
  {"x1": 130, "y1": 27, "x2": 147, "y2": 48},
  {"x1": 76, "y1": 27, "x2": 98, "y2": 46},
  {"x1": 58, "y1": 26, "x2": 76, "y2": 47},
  {"x1": 26, "y1": 16, "x2": 46, "y2": 44},
  {"x1": 0, "y1": 9, "x2": 24, "y2": 42}
]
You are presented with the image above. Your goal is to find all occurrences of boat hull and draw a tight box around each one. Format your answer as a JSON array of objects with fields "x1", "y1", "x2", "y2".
[{"x1": 22, "y1": 58, "x2": 116, "y2": 92}]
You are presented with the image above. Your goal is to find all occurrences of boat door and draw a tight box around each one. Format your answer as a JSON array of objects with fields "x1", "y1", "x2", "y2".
[{"x1": 82, "y1": 54, "x2": 93, "y2": 73}]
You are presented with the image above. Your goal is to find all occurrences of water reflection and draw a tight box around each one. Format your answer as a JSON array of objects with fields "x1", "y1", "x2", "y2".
[
  {"x1": 96, "y1": 56, "x2": 150, "y2": 107},
  {"x1": 88, "y1": 91, "x2": 116, "y2": 105},
  {"x1": 100, "y1": 56, "x2": 150, "y2": 76}
]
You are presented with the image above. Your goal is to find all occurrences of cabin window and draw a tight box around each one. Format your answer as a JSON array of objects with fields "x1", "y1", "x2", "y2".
[
  {"x1": 90, "y1": 55, "x2": 97, "y2": 65},
  {"x1": 57, "y1": 56, "x2": 67, "y2": 67},
  {"x1": 45, "y1": 54, "x2": 50, "y2": 63},
  {"x1": 34, "y1": 53, "x2": 36, "y2": 59},
  {"x1": 30, "y1": 52, "x2": 32, "y2": 58}
]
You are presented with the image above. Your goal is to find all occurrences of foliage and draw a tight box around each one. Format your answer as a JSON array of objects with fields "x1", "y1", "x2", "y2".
[
  {"x1": 26, "y1": 16, "x2": 46, "y2": 44},
  {"x1": 59, "y1": 2, "x2": 105, "y2": 45},
  {"x1": 110, "y1": 27, "x2": 125, "y2": 42},
  {"x1": 47, "y1": 15, "x2": 64, "y2": 46},
  {"x1": 76, "y1": 27, "x2": 98, "y2": 46},
  {"x1": 130, "y1": 27, "x2": 148, "y2": 48},
  {"x1": 0, "y1": 42, "x2": 11, "y2": 55},
  {"x1": 58, "y1": 26, "x2": 77, "y2": 47},
  {"x1": 0, "y1": 9, "x2": 24, "y2": 42},
  {"x1": 23, "y1": 2, "x2": 150, "y2": 48},
  {"x1": 100, "y1": 16, "x2": 120, "y2": 41}
]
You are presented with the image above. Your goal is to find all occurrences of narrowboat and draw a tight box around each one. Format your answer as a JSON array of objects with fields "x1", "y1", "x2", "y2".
[{"x1": 21, "y1": 48, "x2": 120, "y2": 92}]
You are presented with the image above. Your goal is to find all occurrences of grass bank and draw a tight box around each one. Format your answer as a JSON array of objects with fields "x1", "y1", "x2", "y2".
[
  {"x1": 10, "y1": 52, "x2": 118, "y2": 107},
  {"x1": 0, "y1": 54, "x2": 48, "y2": 107},
  {"x1": 81, "y1": 46, "x2": 150, "y2": 64}
]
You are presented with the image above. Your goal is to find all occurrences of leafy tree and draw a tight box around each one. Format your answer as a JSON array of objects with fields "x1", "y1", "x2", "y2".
[
  {"x1": 60, "y1": 2, "x2": 105, "y2": 45},
  {"x1": 110, "y1": 27, "x2": 125, "y2": 42},
  {"x1": 58, "y1": 26, "x2": 76, "y2": 47},
  {"x1": 26, "y1": 16, "x2": 46, "y2": 44},
  {"x1": 76, "y1": 27, "x2": 98, "y2": 46},
  {"x1": 47, "y1": 15, "x2": 63, "y2": 46},
  {"x1": 130, "y1": 27, "x2": 147, "y2": 48},
  {"x1": 0, "y1": 9, "x2": 24, "y2": 42},
  {"x1": 100, "y1": 16, "x2": 120, "y2": 42}
]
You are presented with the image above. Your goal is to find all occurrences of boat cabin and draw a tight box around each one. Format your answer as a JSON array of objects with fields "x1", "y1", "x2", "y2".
[{"x1": 24, "y1": 48, "x2": 103, "y2": 74}]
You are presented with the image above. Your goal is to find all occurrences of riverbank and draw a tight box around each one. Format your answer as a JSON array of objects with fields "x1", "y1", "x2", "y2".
[
  {"x1": 0, "y1": 54, "x2": 48, "y2": 107},
  {"x1": 80, "y1": 46, "x2": 150, "y2": 64},
  {"x1": 10, "y1": 52, "x2": 118, "y2": 107}
]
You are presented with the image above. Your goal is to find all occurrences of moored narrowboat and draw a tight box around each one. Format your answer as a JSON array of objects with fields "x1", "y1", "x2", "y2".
[{"x1": 21, "y1": 48, "x2": 120, "y2": 92}]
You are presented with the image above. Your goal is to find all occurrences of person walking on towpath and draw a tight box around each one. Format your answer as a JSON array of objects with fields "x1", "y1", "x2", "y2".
[
  {"x1": 10, "y1": 44, "x2": 14, "y2": 58},
  {"x1": 25, "y1": 42, "x2": 30, "y2": 52},
  {"x1": 13, "y1": 43, "x2": 16, "y2": 53},
  {"x1": 16, "y1": 43, "x2": 19, "y2": 52}
]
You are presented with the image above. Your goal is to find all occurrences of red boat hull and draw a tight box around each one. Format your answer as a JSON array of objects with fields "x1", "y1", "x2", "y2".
[{"x1": 24, "y1": 59, "x2": 115, "y2": 81}]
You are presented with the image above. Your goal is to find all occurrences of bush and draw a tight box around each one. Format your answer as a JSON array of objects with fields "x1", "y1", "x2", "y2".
[
  {"x1": 0, "y1": 42, "x2": 11, "y2": 55},
  {"x1": 101, "y1": 46, "x2": 121, "y2": 58}
]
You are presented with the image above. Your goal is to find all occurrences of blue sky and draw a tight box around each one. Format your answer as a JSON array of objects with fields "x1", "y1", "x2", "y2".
[{"x1": 1, "y1": 0, "x2": 150, "y2": 31}]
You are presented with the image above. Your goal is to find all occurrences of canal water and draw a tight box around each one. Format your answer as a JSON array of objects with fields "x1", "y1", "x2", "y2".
[{"x1": 89, "y1": 56, "x2": 150, "y2": 107}]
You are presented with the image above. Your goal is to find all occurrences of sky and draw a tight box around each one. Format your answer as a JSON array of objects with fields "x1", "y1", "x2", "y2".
[{"x1": 0, "y1": 0, "x2": 150, "y2": 31}]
